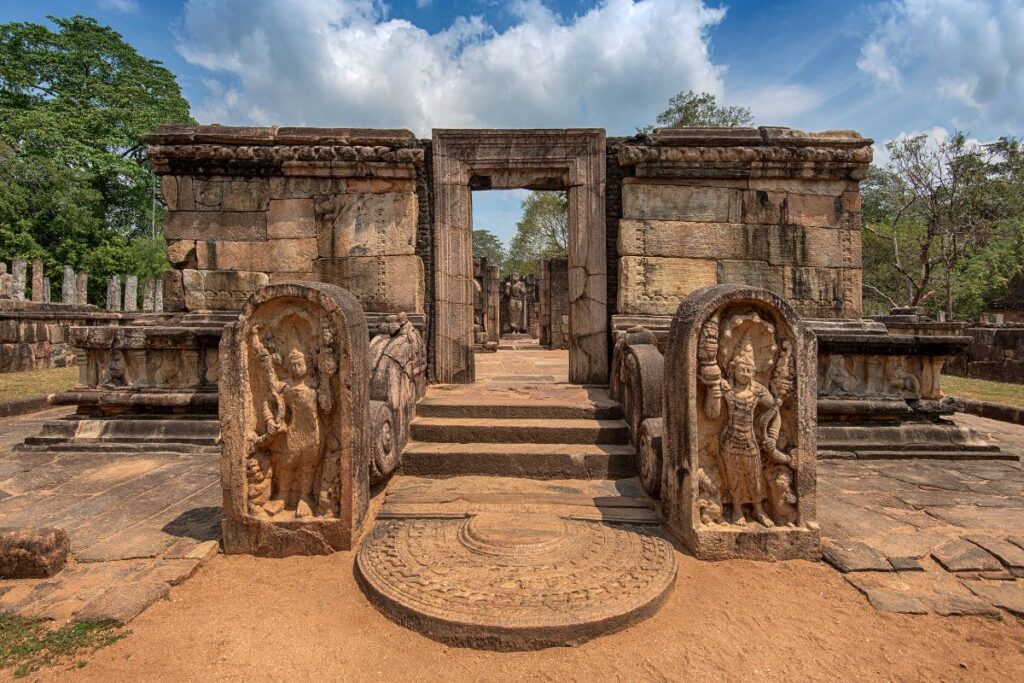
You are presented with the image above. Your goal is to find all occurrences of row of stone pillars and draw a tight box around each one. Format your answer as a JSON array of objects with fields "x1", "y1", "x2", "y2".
[
  {"x1": 104, "y1": 275, "x2": 164, "y2": 312},
  {"x1": 0, "y1": 259, "x2": 88, "y2": 304}
]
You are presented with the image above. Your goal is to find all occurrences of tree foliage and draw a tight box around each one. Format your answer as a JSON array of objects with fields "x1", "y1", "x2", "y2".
[
  {"x1": 504, "y1": 191, "x2": 568, "y2": 275},
  {"x1": 0, "y1": 15, "x2": 194, "y2": 300},
  {"x1": 640, "y1": 89, "x2": 753, "y2": 133},
  {"x1": 862, "y1": 132, "x2": 1024, "y2": 319},
  {"x1": 472, "y1": 228, "x2": 505, "y2": 269}
]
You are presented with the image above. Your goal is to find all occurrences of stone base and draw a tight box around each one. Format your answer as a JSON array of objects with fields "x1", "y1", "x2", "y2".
[
  {"x1": 356, "y1": 513, "x2": 676, "y2": 650},
  {"x1": 0, "y1": 527, "x2": 70, "y2": 578},
  {"x1": 681, "y1": 525, "x2": 821, "y2": 562},
  {"x1": 221, "y1": 516, "x2": 357, "y2": 558},
  {"x1": 818, "y1": 421, "x2": 1005, "y2": 460}
]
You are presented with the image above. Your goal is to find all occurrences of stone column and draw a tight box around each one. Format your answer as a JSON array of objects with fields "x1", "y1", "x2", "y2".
[
  {"x1": 41, "y1": 277, "x2": 51, "y2": 303},
  {"x1": 106, "y1": 276, "x2": 122, "y2": 311},
  {"x1": 11, "y1": 259, "x2": 26, "y2": 301},
  {"x1": 486, "y1": 264, "x2": 500, "y2": 343},
  {"x1": 30, "y1": 258, "x2": 44, "y2": 302},
  {"x1": 75, "y1": 272, "x2": 88, "y2": 305},
  {"x1": 123, "y1": 275, "x2": 138, "y2": 312},
  {"x1": 61, "y1": 266, "x2": 76, "y2": 304},
  {"x1": 539, "y1": 259, "x2": 551, "y2": 346},
  {"x1": 142, "y1": 280, "x2": 155, "y2": 311},
  {"x1": 0, "y1": 263, "x2": 11, "y2": 299},
  {"x1": 154, "y1": 278, "x2": 164, "y2": 312}
]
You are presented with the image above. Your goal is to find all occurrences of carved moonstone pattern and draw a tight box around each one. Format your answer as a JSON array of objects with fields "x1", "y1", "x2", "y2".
[
  {"x1": 356, "y1": 513, "x2": 676, "y2": 651},
  {"x1": 662, "y1": 284, "x2": 819, "y2": 561},
  {"x1": 220, "y1": 281, "x2": 370, "y2": 556}
]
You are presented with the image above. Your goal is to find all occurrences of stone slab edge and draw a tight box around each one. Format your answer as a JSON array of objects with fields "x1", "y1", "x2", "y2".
[
  {"x1": 957, "y1": 398, "x2": 1024, "y2": 426},
  {"x1": 0, "y1": 394, "x2": 52, "y2": 418}
]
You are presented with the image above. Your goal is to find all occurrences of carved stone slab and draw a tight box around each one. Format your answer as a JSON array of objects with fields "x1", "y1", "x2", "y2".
[
  {"x1": 662, "y1": 284, "x2": 818, "y2": 561},
  {"x1": 220, "y1": 281, "x2": 370, "y2": 556}
]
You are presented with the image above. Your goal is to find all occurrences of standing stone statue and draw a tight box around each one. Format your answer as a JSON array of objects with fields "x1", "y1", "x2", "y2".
[
  {"x1": 0, "y1": 263, "x2": 11, "y2": 299},
  {"x1": 661, "y1": 284, "x2": 818, "y2": 561},
  {"x1": 12, "y1": 260, "x2": 26, "y2": 302},
  {"x1": 505, "y1": 275, "x2": 528, "y2": 334},
  {"x1": 61, "y1": 266, "x2": 76, "y2": 304},
  {"x1": 220, "y1": 281, "x2": 370, "y2": 556}
]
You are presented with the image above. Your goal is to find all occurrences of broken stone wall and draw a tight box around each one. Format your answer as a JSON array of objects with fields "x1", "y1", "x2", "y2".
[
  {"x1": 613, "y1": 128, "x2": 871, "y2": 323},
  {"x1": 147, "y1": 126, "x2": 428, "y2": 319},
  {"x1": 946, "y1": 324, "x2": 1024, "y2": 384}
]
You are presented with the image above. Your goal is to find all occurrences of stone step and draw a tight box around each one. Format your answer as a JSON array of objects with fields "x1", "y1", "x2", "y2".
[
  {"x1": 401, "y1": 442, "x2": 637, "y2": 479},
  {"x1": 34, "y1": 417, "x2": 219, "y2": 441},
  {"x1": 820, "y1": 448, "x2": 1018, "y2": 462},
  {"x1": 18, "y1": 441, "x2": 219, "y2": 454},
  {"x1": 409, "y1": 417, "x2": 630, "y2": 445},
  {"x1": 415, "y1": 396, "x2": 622, "y2": 420}
]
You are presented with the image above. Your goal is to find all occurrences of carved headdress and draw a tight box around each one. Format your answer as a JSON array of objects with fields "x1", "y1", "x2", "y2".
[{"x1": 730, "y1": 334, "x2": 756, "y2": 370}]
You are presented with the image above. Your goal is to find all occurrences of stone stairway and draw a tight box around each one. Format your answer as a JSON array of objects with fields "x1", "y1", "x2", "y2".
[{"x1": 401, "y1": 384, "x2": 637, "y2": 479}]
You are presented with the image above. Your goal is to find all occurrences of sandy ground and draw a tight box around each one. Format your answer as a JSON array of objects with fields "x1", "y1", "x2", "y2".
[{"x1": 27, "y1": 545, "x2": 1024, "y2": 682}]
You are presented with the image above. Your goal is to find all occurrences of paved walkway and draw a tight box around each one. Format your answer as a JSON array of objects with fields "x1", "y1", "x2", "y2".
[{"x1": 0, "y1": 352, "x2": 1022, "y2": 624}]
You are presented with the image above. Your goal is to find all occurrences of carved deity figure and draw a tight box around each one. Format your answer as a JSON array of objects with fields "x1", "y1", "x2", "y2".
[
  {"x1": 820, "y1": 354, "x2": 860, "y2": 396},
  {"x1": 505, "y1": 275, "x2": 528, "y2": 333},
  {"x1": 250, "y1": 327, "x2": 324, "y2": 519},
  {"x1": 699, "y1": 313, "x2": 795, "y2": 528},
  {"x1": 883, "y1": 356, "x2": 920, "y2": 398}
]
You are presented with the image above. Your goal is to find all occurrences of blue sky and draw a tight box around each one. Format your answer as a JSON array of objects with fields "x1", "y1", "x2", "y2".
[{"x1": 4, "y1": 0, "x2": 1023, "y2": 244}]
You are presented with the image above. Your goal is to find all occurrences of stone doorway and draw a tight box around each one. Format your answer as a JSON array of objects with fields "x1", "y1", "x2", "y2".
[{"x1": 432, "y1": 129, "x2": 608, "y2": 385}]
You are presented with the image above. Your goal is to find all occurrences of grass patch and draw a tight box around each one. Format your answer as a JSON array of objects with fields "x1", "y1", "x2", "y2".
[
  {"x1": 0, "y1": 366, "x2": 77, "y2": 402},
  {"x1": 943, "y1": 375, "x2": 1024, "y2": 408},
  {"x1": 0, "y1": 613, "x2": 127, "y2": 678}
]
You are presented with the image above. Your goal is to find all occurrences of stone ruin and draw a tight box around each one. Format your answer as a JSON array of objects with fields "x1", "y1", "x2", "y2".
[{"x1": 8, "y1": 122, "x2": 1007, "y2": 649}]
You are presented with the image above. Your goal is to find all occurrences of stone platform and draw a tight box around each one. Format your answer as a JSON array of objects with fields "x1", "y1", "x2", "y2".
[{"x1": 356, "y1": 476, "x2": 676, "y2": 650}]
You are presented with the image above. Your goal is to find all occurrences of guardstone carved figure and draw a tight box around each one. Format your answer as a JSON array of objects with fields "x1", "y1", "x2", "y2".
[
  {"x1": 662, "y1": 284, "x2": 818, "y2": 561},
  {"x1": 220, "y1": 281, "x2": 370, "y2": 557}
]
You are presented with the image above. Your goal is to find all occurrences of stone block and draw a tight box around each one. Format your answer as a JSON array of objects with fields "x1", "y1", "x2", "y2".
[
  {"x1": 211, "y1": 238, "x2": 318, "y2": 273},
  {"x1": 741, "y1": 190, "x2": 786, "y2": 224},
  {"x1": 164, "y1": 211, "x2": 267, "y2": 241},
  {"x1": 166, "y1": 240, "x2": 197, "y2": 267},
  {"x1": 661, "y1": 284, "x2": 818, "y2": 561},
  {"x1": 76, "y1": 580, "x2": 170, "y2": 625},
  {"x1": 161, "y1": 269, "x2": 185, "y2": 311},
  {"x1": 124, "y1": 275, "x2": 139, "y2": 312},
  {"x1": 717, "y1": 260, "x2": 787, "y2": 297},
  {"x1": 75, "y1": 271, "x2": 88, "y2": 304},
  {"x1": 220, "y1": 282, "x2": 370, "y2": 556},
  {"x1": 267, "y1": 198, "x2": 317, "y2": 239},
  {"x1": 345, "y1": 179, "x2": 416, "y2": 194},
  {"x1": 822, "y1": 540, "x2": 891, "y2": 572},
  {"x1": 268, "y1": 177, "x2": 346, "y2": 199},
  {"x1": 11, "y1": 259, "x2": 26, "y2": 301},
  {"x1": 30, "y1": 258, "x2": 44, "y2": 302},
  {"x1": 181, "y1": 269, "x2": 270, "y2": 311},
  {"x1": 316, "y1": 191, "x2": 417, "y2": 257},
  {"x1": 622, "y1": 183, "x2": 741, "y2": 222},
  {"x1": 617, "y1": 256, "x2": 717, "y2": 316},
  {"x1": 316, "y1": 256, "x2": 424, "y2": 313},
  {"x1": 785, "y1": 193, "x2": 839, "y2": 228},
  {"x1": 193, "y1": 178, "x2": 269, "y2": 211},
  {"x1": 0, "y1": 527, "x2": 69, "y2": 578},
  {"x1": 61, "y1": 265, "x2": 76, "y2": 304},
  {"x1": 932, "y1": 538, "x2": 1002, "y2": 572}
]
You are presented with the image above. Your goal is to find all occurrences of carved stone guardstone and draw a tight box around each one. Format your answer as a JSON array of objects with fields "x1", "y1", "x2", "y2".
[
  {"x1": 220, "y1": 281, "x2": 371, "y2": 556},
  {"x1": 662, "y1": 284, "x2": 818, "y2": 561}
]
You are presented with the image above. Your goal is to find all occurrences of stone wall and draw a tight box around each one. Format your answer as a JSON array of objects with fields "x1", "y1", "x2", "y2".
[
  {"x1": 614, "y1": 128, "x2": 870, "y2": 321},
  {"x1": 946, "y1": 324, "x2": 1024, "y2": 384},
  {"x1": 146, "y1": 126, "x2": 428, "y2": 319}
]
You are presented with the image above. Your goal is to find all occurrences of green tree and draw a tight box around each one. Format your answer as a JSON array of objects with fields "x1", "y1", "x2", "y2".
[
  {"x1": 472, "y1": 228, "x2": 505, "y2": 269},
  {"x1": 862, "y1": 132, "x2": 1024, "y2": 319},
  {"x1": 504, "y1": 192, "x2": 567, "y2": 275},
  {"x1": 640, "y1": 90, "x2": 753, "y2": 133},
  {"x1": 0, "y1": 15, "x2": 194, "y2": 300}
]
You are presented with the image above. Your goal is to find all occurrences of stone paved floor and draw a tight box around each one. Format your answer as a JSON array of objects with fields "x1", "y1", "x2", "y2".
[
  {"x1": 0, "y1": 358, "x2": 1022, "y2": 624},
  {"x1": 0, "y1": 407, "x2": 221, "y2": 624}
]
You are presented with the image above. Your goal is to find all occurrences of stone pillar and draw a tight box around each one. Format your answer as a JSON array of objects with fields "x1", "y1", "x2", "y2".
[
  {"x1": 123, "y1": 275, "x2": 138, "y2": 312},
  {"x1": 75, "y1": 272, "x2": 88, "y2": 305},
  {"x1": 486, "y1": 264, "x2": 500, "y2": 343},
  {"x1": 61, "y1": 265, "x2": 76, "y2": 304},
  {"x1": 12, "y1": 259, "x2": 27, "y2": 301},
  {"x1": 539, "y1": 259, "x2": 551, "y2": 346},
  {"x1": 0, "y1": 263, "x2": 11, "y2": 299},
  {"x1": 220, "y1": 281, "x2": 371, "y2": 556},
  {"x1": 142, "y1": 280, "x2": 155, "y2": 311},
  {"x1": 31, "y1": 258, "x2": 44, "y2": 302},
  {"x1": 106, "y1": 276, "x2": 122, "y2": 311},
  {"x1": 661, "y1": 284, "x2": 818, "y2": 561},
  {"x1": 154, "y1": 278, "x2": 164, "y2": 312},
  {"x1": 41, "y1": 277, "x2": 50, "y2": 303}
]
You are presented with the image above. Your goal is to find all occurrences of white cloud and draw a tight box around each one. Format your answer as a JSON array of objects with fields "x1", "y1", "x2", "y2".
[
  {"x1": 731, "y1": 84, "x2": 823, "y2": 124},
  {"x1": 858, "y1": 0, "x2": 1024, "y2": 130},
  {"x1": 176, "y1": 0, "x2": 728, "y2": 135},
  {"x1": 97, "y1": 0, "x2": 139, "y2": 12}
]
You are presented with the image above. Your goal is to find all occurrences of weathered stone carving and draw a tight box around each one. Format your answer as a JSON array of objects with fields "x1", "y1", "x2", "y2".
[
  {"x1": 816, "y1": 352, "x2": 924, "y2": 400},
  {"x1": 220, "y1": 281, "x2": 370, "y2": 556},
  {"x1": 367, "y1": 312, "x2": 427, "y2": 483},
  {"x1": 11, "y1": 260, "x2": 26, "y2": 302},
  {"x1": 662, "y1": 284, "x2": 818, "y2": 561},
  {"x1": 505, "y1": 275, "x2": 528, "y2": 334},
  {"x1": 0, "y1": 263, "x2": 10, "y2": 299}
]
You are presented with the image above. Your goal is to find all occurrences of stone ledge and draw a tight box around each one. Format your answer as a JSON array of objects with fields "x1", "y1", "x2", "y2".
[
  {"x1": 0, "y1": 394, "x2": 51, "y2": 418},
  {"x1": 958, "y1": 399, "x2": 1024, "y2": 426}
]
